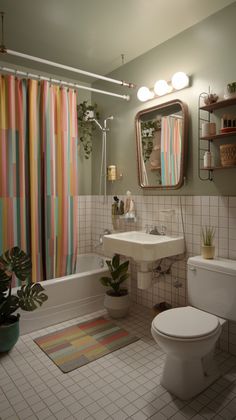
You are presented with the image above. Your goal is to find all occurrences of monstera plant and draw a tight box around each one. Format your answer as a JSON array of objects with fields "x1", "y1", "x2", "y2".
[{"x1": 0, "y1": 247, "x2": 48, "y2": 352}]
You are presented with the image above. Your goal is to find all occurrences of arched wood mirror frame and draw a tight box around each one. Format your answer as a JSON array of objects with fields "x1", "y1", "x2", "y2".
[{"x1": 135, "y1": 99, "x2": 188, "y2": 189}]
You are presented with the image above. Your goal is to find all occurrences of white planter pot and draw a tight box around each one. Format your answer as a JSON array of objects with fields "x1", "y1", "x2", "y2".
[
  {"x1": 201, "y1": 245, "x2": 215, "y2": 259},
  {"x1": 104, "y1": 292, "x2": 130, "y2": 319}
]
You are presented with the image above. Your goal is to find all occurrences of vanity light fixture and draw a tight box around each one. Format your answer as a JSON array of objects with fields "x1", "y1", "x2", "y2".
[{"x1": 137, "y1": 71, "x2": 189, "y2": 102}]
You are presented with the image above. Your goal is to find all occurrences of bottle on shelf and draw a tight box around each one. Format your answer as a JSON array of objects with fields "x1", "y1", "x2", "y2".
[{"x1": 203, "y1": 151, "x2": 214, "y2": 168}]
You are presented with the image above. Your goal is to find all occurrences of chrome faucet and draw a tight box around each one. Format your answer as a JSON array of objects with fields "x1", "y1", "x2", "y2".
[
  {"x1": 149, "y1": 226, "x2": 161, "y2": 235},
  {"x1": 147, "y1": 225, "x2": 167, "y2": 235},
  {"x1": 96, "y1": 228, "x2": 112, "y2": 247}
]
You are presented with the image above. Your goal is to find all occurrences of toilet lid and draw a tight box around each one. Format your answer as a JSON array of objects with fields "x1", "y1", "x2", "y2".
[{"x1": 152, "y1": 306, "x2": 219, "y2": 339}]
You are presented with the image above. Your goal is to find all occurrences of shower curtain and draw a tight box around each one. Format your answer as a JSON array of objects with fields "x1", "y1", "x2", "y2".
[
  {"x1": 160, "y1": 116, "x2": 182, "y2": 186},
  {"x1": 0, "y1": 75, "x2": 78, "y2": 283}
]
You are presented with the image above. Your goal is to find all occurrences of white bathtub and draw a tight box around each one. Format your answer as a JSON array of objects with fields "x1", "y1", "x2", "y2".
[{"x1": 16, "y1": 253, "x2": 108, "y2": 335}]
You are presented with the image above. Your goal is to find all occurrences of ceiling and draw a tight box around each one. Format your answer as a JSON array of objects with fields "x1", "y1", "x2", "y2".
[{"x1": 0, "y1": 0, "x2": 235, "y2": 82}]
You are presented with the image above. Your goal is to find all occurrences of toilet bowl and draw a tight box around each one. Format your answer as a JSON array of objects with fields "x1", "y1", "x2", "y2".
[{"x1": 151, "y1": 306, "x2": 224, "y2": 400}]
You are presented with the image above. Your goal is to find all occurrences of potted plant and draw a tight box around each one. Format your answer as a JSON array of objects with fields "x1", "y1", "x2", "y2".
[
  {"x1": 77, "y1": 101, "x2": 100, "y2": 159},
  {"x1": 0, "y1": 247, "x2": 48, "y2": 352},
  {"x1": 100, "y1": 254, "x2": 130, "y2": 318},
  {"x1": 201, "y1": 226, "x2": 215, "y2": 259}
]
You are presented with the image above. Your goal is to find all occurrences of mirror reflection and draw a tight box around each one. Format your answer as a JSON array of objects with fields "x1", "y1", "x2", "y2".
[{"x1": 135, "y1": 100, "x2": 188, "y2": 189}]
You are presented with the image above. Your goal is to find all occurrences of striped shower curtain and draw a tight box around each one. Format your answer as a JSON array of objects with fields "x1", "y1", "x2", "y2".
[
  {"x1": 160, "y1": 116, "x2": 183, "y2": 186},
  {"x1": 0, "y1": 75, "x2": 78, "y2": 282}
]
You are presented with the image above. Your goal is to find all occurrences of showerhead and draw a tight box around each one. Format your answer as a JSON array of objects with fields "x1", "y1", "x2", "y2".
[{"x1": 106, "y1": 115, "x2": 114, "y2": 121}]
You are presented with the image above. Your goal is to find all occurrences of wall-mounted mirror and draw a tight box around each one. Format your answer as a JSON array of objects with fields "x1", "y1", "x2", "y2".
[{"x1": 135, "y1": 99, "x2": 188, "y2": 189}]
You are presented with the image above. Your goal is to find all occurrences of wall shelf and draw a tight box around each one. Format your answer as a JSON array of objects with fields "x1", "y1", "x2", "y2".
[
  {"x1": 200, "y1": 132, "x2": 236, "y2": 141},
  {"x1": 198, "y1": 93, "x2": 236, "y2": 181},
  {"x1": 200, "y1": 97, "x2": 236, "y2": 112},
  {"x1": 201, "y1": 165, "x2": 236, "y2": 171}
]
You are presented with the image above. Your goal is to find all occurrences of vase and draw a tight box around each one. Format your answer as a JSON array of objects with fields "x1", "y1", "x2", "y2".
[
  {"x1": 201, "y1": 245, "x2": 215, "y2": 259},
  {"x1": 104, "y1": 292, "x2": 130, "y2": 318},
  {"x1": 0, "y1": 318, "x2": 20, "y2": 352}
]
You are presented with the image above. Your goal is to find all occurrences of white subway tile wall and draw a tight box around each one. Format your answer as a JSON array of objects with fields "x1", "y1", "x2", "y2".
[{"x1": 77, "y1": 195, "x2": 236, "y2": 355}]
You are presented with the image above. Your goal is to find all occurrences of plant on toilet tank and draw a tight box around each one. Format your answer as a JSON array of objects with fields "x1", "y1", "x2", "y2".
[
  {"x1": 99, "y1": 254, "x2": 130, "y2": 318},
  {"x1": 201, "y1": 226, "x2": 215, "y2": 259},
  {"x1": 0, "y1": 247, "x2": 48, "y2": 352}
]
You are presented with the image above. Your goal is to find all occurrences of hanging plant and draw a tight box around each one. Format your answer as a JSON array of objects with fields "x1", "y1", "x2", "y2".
[{"x1": 77, "y1": 101, "x2": 100, "y2": 159}]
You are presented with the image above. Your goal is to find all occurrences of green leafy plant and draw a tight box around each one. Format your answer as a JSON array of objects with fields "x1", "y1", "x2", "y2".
[
  {"x1": 77, "y1": 101, "x2": 100, "y2": 159},
  {"x1": 100, "y1": 254, "x2": 129, "y2": 297},
  {"x1": 201, "y1": 226, "x2": 215, "y2": 246},
  {"x1": 227, "y1": 82, "x2": 236, "y2": 94},
  {"x1": 0, "y1": 247, "x2": 48, "y2": 325}
]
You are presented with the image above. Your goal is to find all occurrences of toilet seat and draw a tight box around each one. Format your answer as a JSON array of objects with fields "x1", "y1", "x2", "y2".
[{"x1": 152, "y1": 306, "x2": 220, "y2": 339}]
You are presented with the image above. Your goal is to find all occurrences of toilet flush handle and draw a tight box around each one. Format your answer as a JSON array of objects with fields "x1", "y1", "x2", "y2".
[{"x1": 189, "y1": 266, "x2": 196, "y2": 271}]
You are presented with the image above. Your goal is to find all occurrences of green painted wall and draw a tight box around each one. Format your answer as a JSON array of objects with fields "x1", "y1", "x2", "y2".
[{"x1": 92, "y1": 2, "x2": 236, "y2": 196}]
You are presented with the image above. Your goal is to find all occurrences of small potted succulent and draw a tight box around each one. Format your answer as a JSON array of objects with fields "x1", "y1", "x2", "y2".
[
  {"x1": 0, "y1": 247, "x2": 48, "y2": 352},
  {"x1": 100, "y1": 254, "x2": 130, "y2": 318},
  {"x1": 201, "y1": 226, "x2": 215, "y2": 259}
]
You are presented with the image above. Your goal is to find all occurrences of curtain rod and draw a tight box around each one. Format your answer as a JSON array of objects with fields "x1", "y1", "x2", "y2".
[
  {"x1": 0, "y1": 66, "x2": 130, "y2": 101},
  {"x1": 5, "y1": 49, "x2": 135, "y2": 89}
]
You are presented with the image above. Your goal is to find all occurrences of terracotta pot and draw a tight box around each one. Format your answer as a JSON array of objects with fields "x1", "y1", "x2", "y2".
[
  {"x1": 201, "y1": 245, "x2": 215, "y2": 259},
  {"x1": 104, "y1": 292, "x2": 130, "y2": 318}
]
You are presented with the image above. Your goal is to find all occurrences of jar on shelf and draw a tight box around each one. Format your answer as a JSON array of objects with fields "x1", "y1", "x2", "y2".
[{"x1": 203, "y1": 151, "x2": 214, "y2": 168}]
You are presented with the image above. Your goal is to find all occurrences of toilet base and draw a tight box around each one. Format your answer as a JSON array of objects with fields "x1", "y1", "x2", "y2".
[{"x1": 161, "y1": 352, "x2": 220, "y2": 400}]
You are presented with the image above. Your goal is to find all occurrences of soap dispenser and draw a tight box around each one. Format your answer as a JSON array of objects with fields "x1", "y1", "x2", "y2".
[{"x1": 124, "y1": 191, "x2": 136, "y2": 219}]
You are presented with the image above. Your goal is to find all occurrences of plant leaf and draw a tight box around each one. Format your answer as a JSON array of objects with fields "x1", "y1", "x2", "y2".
[
  {"x1": 112, "y1": 260, "x2": 129, "y2": 280},
  {"x1": 17, "y1": 283, "x2": 48, "y2": 311},
  {"x1": 99, "y1": 277, "x2": 112, "y2": 287},
  {"x1": 112, "y1": 254, "x2": 120, "y2": 269},
  {"x1": 105, "y1": 260, "x2": 113, "y2": 273},
  {"x1": 0, "y1": 247, "x2": 32, "y2": 282},
  {"x1": 117, "y1": 273, "x2": 130, "y2": 285},
  {"x1": 0, "y1": 295, "x2": 19, "y2": 323}
]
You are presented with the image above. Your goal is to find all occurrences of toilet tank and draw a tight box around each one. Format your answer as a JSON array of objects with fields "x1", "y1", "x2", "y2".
[{"x1": 187, "y1": 256, "x2": 236, "y2": 321}]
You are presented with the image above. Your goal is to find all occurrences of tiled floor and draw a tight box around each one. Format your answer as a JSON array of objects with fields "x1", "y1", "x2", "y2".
[{"x1": 1, "y1": 305, "x2": 236, "y2": 420}]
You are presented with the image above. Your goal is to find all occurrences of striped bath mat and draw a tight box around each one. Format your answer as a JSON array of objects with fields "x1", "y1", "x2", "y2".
[{"x1": 34, "y1": 317, "x2": 138, "y2": 373}]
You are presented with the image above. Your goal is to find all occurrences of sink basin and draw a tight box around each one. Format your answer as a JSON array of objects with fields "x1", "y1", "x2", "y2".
[{"x1": 103, "y1": 231, "x2": 185, "y2": 262}]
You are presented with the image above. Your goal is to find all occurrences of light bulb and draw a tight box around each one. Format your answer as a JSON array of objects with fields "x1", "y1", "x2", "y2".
[
  {"x1": 137, "y1": 86, "x2": 153, "y2": 102},
  {"x1": 171, "y1": 72, "x2": 189, "y2": 90},
  {"x1": 154, "y1": 79, "x2": 170, "y2": 96}
]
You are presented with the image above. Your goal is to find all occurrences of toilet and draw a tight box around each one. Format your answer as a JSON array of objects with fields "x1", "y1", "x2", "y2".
[{"x1": 151, "y1": 256, "x2": 236, "y2": 400}]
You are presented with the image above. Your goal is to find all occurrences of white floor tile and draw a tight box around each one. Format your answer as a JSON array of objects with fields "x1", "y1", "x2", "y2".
[{"x1": 1, "y1": 304, "x2": 236, "y2": 420}]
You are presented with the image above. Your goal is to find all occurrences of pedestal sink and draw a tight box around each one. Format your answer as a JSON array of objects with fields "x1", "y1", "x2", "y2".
[
  {"x1": 103, "y1": 231, "x2": 185, "y2": 290},
  {"x1": 103, "y1": 231, "x2": 185, "y2": 261}
]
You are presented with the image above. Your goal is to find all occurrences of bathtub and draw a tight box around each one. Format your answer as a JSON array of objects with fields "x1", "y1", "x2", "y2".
[{"x1": 16, "y1": 253, "x2": 109, "y2": 335}]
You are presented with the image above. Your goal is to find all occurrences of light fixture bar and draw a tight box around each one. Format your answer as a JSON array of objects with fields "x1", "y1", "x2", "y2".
[
  {"x1": 5, "y1": 49, "x2": 135, "y2": 88},
  {"x1": 0, "y1": 66, "x2": 130, "y2": 100},
  {"x1": 137, "y1": 72, "x2": 190, "y2": 102}
]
